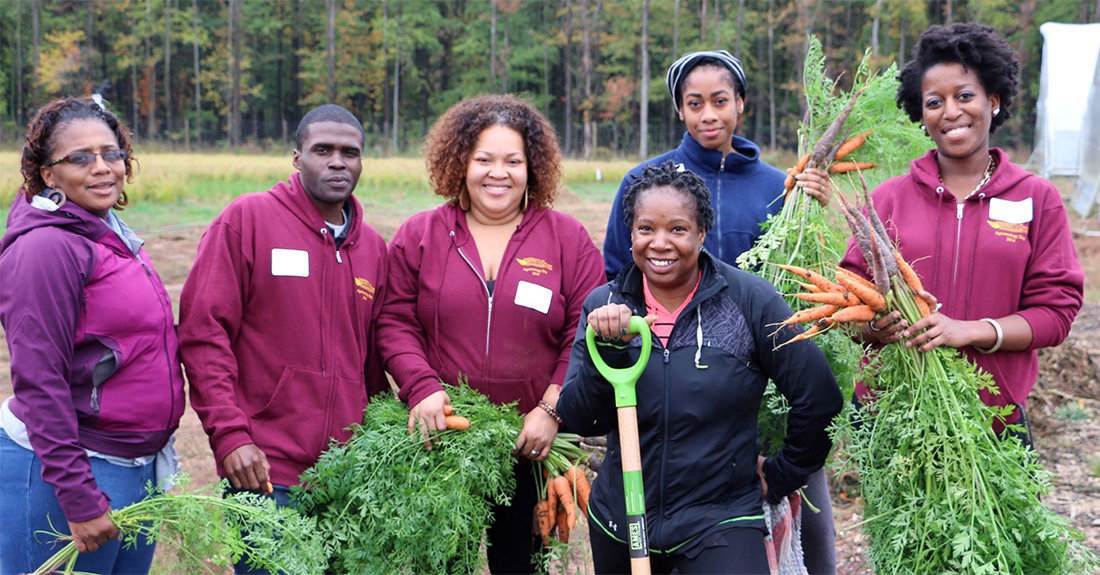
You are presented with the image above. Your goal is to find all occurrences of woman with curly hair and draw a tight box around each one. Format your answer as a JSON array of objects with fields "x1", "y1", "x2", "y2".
[
  {"x1": 558, "y1": 161, "x2": 842, "y2": 574},
  {"x1": 376, "y1": 94, "x2": 605, "y2": 573},
  {"x1": 841, "y1": 23, "x2": 1084, "y2": 445},
  {"x1": 0, "y1": 97, "x2": 185, "y2": 574}
]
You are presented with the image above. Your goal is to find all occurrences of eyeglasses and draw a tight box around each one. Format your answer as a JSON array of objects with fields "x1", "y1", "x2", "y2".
[{"x1": 45, "y1": 149, "x2": 128, "y2": 167}]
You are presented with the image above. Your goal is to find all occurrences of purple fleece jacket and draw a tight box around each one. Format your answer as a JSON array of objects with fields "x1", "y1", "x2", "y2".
[
  {"x1": 840, "y1": 149, "x2": 1084, "y2": 420},
  {"x1": 179, "y1": 173, "x2": 389, "y2": 487},
  {"x1": 0, "y1": 195, "x2": 185, "y2": 522},
  {"x1": 377, "y1": 203, "x2": 605, "y2": 413}
]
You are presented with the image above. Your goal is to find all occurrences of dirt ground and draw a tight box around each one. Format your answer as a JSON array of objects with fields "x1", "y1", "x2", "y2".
[{"x1": 0, "y1": 187, "x2": 1098, "y2": 572}]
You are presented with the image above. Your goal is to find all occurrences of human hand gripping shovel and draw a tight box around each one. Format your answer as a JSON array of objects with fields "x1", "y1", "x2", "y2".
[{"x1": 585, "y1": 316, "x2": 653, "y2": 575}]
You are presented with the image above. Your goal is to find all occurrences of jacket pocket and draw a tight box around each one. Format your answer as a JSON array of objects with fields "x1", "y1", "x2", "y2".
[{"x1": 251, "y1": 367, "x2": 331, "y2": 465}]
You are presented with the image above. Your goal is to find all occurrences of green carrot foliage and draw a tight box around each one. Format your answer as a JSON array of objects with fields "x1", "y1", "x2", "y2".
[
  {"x1": 294, "y1": 385, "x2": 523, "y2": 575},
  {"x1": 31, "y1": 475, "x2": 326, "y2": 575}
]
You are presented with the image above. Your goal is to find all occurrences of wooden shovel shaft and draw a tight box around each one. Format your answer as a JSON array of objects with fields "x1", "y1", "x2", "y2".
[{"x1": 617, "y1": 405, "x2": 651, "y2": 575}]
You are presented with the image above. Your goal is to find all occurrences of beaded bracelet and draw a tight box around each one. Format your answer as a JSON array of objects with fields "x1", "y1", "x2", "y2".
[{"x1": 538, "y1": 400, "x2": 563, "y2": 424}]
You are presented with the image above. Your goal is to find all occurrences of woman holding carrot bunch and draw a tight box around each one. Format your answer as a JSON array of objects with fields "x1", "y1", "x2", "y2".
[
  {"x1": 0, "y1": 97, "x2": 185, "y2": 575},
  {"x1": 376, "y1": 94, "x2": 605, "y2": 574},
  {"x1": 559, "y1": 161, "x2": 842, "y2": 574},
  {"x1": 841, "y1": 22, "x2": 1084, "y2": 444},
  {"x1": 603, "y1": 48, "x2": 840, "y2": 574}
]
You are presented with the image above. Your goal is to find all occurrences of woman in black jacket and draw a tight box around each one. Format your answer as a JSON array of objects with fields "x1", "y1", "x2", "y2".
[{"x1": 557, "y1": 161, "x2": 842, "y2": 574}]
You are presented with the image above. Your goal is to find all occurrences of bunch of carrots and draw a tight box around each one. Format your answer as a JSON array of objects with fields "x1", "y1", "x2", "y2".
[
  {"x1": 782, "y1": 85, "x2": 876, "y2": 200},
  {"x1": 532, "y1": 434, "x2": 592, "y2": 547},
  {"x1": 773, "y1": 175, "x2": 931, "y2": 344},
  {"x1": 441, "y1": 404, "x2": 592, "y2": 548}
]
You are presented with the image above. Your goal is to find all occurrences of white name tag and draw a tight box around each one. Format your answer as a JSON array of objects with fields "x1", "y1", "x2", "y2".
[
  {"x1": 514, "y1": 280, "x2": 552, "y2": 314},
  {"x1": 988, "y1": 197, "x2": 1033, "y2": 224},
  {"x1": 271, "y1": 248, "x2": 310, "y2": 277}
]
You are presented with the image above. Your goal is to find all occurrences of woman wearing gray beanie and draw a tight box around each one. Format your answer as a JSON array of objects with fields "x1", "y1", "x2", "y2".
[{"x1": 601, "y1": 49, "x2": 838, "y2": 575}]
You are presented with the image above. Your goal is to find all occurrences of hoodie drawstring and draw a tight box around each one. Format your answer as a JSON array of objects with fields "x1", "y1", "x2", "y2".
[{"x1": 694, "y1": 307, "x2": 708, "y2": 370}]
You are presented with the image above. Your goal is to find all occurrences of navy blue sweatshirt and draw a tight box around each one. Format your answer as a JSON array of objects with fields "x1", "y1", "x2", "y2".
[{"x1": 603, "y1": 132, "x2": 786, "y2": 279}]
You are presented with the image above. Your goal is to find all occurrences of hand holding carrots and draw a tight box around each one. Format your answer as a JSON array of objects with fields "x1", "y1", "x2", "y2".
[
  {"x1": 587, "y1": 304, "x2": 657, "y2": 345},
  {"x1": 793, "y1": 167, "x2": 833, "y2": 207},
  {"x1": 515, "y1": 407, "x2": 557, "y2": 462},
  {"x1": 68, "y1": 511, "x2": 119, "y2": 554},
  {"x1": 408, "y1": 390, "x2": 452, "y2": 450},
  {"x1": 223, "y1": 443, "x2": 271, "y2": 492}
]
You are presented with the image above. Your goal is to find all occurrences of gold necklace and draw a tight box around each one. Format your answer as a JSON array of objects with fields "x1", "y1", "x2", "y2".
[{"x1": 938, "y1": 154, "x2": 996, "y2": 200}]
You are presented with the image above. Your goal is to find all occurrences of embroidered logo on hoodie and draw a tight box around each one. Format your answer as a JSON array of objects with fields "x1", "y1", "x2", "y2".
[
  {"x1": 355, "y1": 277, "x2": 376, "y2": 300},
  {"x1": 516, "y1": 256, "x2": 553, "y2": 277}
]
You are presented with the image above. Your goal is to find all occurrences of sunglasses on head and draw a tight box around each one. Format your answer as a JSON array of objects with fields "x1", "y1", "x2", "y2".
[{"x1": 46, "y1": 149, "x2": 128, "y2": 167}]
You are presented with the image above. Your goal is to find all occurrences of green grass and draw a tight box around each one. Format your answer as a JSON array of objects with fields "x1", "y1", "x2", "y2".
[{"x1": 0, "y1": 152, "x2": 634, "y2": 235}]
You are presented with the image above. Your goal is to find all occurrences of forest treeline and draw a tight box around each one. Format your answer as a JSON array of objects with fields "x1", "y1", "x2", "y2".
[{"x1": 2, "y1": 0, "x2": 1098, "y2": 157}]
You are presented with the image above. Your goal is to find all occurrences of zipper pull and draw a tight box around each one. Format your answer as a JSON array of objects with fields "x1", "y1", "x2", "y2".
[
  {"x1": 663, "y1": 348, "x2": 670, "y2": 364},
  {"x1": 957, "y1": 203, "x2": 964, "y2": 220},
  {"x1": 719, "y1": 155, "x2": 726, "y2": 172},
  {"x1": 336, "y1": 249, "x2": 342, "y2": 264}
]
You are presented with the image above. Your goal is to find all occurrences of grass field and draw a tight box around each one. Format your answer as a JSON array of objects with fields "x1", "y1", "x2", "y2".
[{"x1": 0, "y1": 152, "x2": 639, "y2": 234}]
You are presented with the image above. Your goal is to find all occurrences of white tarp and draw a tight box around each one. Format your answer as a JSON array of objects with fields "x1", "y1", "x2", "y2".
[
  {"x1": 1028, "y1": 22, "x2": 1100, "y2": 180},
  {"x1": 1072, "y1": 43, "x2": 1100, "y2": 217}
]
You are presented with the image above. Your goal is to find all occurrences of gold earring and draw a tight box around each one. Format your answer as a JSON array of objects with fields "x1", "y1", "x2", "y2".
[
  {"x1": 522, "y1": 188, "x2": 529, "y2": 212},
  {"x1": 458, "y1": 190, "x2": 470, "y2": 211}
]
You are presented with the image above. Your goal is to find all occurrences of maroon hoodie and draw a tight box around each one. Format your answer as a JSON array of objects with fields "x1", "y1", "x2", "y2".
[
  {"x1": 179, "y1": 173, "x2": 388, "y2": 486},
  {"x1": 840, "y1": 149, "x2": 1084, "y2": 420},
  {"x1": 378, "y1": 203, "x2": 605, "y2": 413}
]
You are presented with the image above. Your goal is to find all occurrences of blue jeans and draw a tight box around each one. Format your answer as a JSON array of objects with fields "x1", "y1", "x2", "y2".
[
  {"x1": 225, "y1": 484, "x2": 294, "y2": 575},
  {"x1": 0, "y1": 428, "x2": 157, "y2": 575}
]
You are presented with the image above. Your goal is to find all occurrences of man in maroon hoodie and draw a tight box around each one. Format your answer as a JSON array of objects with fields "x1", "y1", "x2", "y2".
[{"x1": 179, "y1": 105, "x2": 388, "y2": 573}]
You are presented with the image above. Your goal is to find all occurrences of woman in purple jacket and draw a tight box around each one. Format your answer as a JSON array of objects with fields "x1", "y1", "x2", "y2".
[
  {"x1": 377, "y1": 94, "x2": 606, "y2": 573},
  {"x1": 0, "y1": 98, "x2": 185, "y2": 575}
]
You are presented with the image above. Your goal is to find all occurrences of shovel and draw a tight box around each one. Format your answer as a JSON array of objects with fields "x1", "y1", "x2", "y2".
[{"x1": 585, "y1": 316, "x2": 653, "y2": 575}]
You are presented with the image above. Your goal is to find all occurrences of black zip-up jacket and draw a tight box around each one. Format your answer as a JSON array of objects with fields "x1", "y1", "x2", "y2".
[{"x1": 558, "y1": 252, "x2": 842, "y2": 553}]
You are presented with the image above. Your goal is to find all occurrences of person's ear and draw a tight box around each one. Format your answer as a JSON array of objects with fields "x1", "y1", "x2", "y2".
[
  {"x1": 292, "y1": 149, "x2": 301, "y2": 171},
  {"x1": 989, "y1": 93, "x2": 1001, "y2": 119},
  {"x1": 40, "y1": 166, "x2": 55, "y2": 189}
]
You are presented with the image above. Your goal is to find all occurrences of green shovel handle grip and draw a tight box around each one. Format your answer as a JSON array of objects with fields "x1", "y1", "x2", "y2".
[{"x1": 585, "y1": 316, "x2": 652, "y2": 408}]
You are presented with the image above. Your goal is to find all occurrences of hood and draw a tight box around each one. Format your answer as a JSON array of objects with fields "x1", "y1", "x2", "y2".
[
  {"x1": 2, "y1": 193, "x2": 111, "y2": 255},
  {"x1": 268, "y1": 172, "x2": 364, "y2": 242},
  {"x1": 908, "y1": 148, "x2": 1030, "y2": 203},
  {"x1": 679, "y1": 131, "x2": 764, "y2": 174}
]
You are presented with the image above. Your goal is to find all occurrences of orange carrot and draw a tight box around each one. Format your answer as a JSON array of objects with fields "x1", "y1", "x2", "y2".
[
  {"x1": 552, "y1": 476, "x2": 577, "y2": 529},
  {"x1": 780, "y1": 304, "x2": 838, "y2": 326},
  {"x1": 556, "y1": 506, "x2": 571, "y2": 543},
  {"x1": 563, "y1": 466, "x2": 591, "y2": 514},
  {"x1": 830, "y1": 304, "x2": 877, "y2": 323},
  {"x1": 828, "y1": 161, "x2": 876, "y2": 174},
  {"x1": 834, "y1": 267, "x2": 877, "y2": 293},
  {"x1": 895, "y1": 252, "x2": 924, "y2": 293},
  {"x1": 443, "y1": 404, "x2": 455, "y2": 416},
  {"x1": 534, "y1": 500, "x2": 555, "y2": 546},
  {"x1": 915, "y1": 295, "x2": 933, "y2": 318},
  {"x1": 545, "y1": 475, "x2": 559, "y2": 521},
  {"x1": 793, "y1": 291, "x2": 861, "y2": 307},
  {"x1": 777, "y1": 323, "x2": 828, "y2": 348},
  {"x1": 798, "y1": 281, "x2": 822, "y2": 294},
  {"x1": 444, "y1": 415, "x2": 470, "y2": 430},
  {"x1": 833, "y1": 130, "x2": 873, "y2": 160},
  {"x1": 785, "y1": 154, "x2": 811, "y2": 190},
  {"x1": 774, "y1": 263, "x2": 845, "y2": 293},
  {"x1": 834, "y1": 270, "x2": 887, "y2": 312},
  {"x1": 263, "y1": 480, "x2": 273, "y2": 496}
]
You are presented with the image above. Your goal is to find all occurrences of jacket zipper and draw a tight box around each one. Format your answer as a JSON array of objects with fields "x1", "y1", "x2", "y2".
[
  {"x1": 320, "y1": 228, "x2": 331, "y2": 377},
  {"x1": 952, "y1": 202, "x2": 965, "y2": 290},
  {"x1": 716, "y1": 155, "x2": 726, "y2": 261},
  {"x1": 455, "y1": 242, "x2": 494, "y2": 358},
  {"x1": 134, "y1": 250, "x2": 176, "y2": 435}
]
